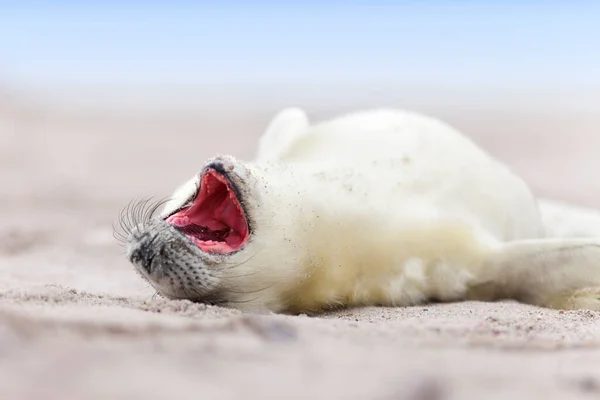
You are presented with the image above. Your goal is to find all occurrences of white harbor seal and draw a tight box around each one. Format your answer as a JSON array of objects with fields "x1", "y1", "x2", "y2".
[{"x1": 121, "y1": 108, "x2": 600, "y2": 313}]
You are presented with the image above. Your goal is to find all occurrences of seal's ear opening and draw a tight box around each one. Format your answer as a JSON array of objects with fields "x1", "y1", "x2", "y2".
[{"x1": 166, "y1": 169, "x2": 249, "y2": 254}]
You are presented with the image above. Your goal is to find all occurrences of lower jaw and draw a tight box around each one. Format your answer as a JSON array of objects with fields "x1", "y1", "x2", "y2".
[
  {"x1": 169, "y1": 225, "x2": 247, "y2": 254},
  {"x1": 194, "y1": 239, "x2": 239, "y2": 253}
]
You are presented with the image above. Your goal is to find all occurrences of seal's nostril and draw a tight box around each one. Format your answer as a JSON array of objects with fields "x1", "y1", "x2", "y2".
[
  {"x1": 147, "y1": 252, "x2": 158, "y2": 273},
  {"x1": 127, "y1": 233, "x2": 159, "y2": 275},
  {"x1": 131, "y1": 246, "x2": 156, "y2": 274}
]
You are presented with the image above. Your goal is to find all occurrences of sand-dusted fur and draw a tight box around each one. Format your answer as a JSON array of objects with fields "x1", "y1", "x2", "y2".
[{"x1": 124, "y1": 108, "x2": 600, "y2": 313}]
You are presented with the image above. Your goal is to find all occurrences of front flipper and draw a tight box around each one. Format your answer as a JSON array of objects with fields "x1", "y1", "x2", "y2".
[
  {"x1": 256, "y1": 107, "x2": 309, "y2": 162},
  {"x1": 471, "y1": 238, "x2": 600, "y2": 310}
]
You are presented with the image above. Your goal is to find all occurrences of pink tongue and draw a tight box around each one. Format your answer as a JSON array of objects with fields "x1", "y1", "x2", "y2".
[
  {"x1": 197, "y1": 211, "x2": 228, "y2": 231},
  {"x1": 216, "y1": 197, "x2": 239, "y2": 229}
]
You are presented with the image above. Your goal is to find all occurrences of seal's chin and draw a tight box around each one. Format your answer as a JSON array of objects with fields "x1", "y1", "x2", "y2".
[{"x1": 165, "y1": 168, "x2": 249, "y2": 254}]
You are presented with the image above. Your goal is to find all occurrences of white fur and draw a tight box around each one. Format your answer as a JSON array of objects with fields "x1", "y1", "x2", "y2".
[{"x1": 163, "y1": 108, "x2": 600, "y2": 313}]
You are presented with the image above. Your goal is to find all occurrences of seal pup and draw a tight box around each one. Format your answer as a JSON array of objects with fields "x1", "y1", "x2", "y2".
[{"x1": 120, "y1": 108, "x2": 600, "y2": 313}]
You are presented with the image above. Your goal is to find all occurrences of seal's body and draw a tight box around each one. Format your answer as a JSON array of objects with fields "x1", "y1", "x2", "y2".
[{"x1": 124, "y1": 108, "x2": 600, "y2": 313}]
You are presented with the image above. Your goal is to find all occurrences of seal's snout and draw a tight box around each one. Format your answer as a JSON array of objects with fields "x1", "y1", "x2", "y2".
[
  {"x1": 123, "y1": 219, "x2": 226, "y2": 302},
  {"x1": 119, "y1": 157, "x2": 257, "y2": 305},
  {"x1": 126, "y1": 230, "x2": 161, "y2": 276}
]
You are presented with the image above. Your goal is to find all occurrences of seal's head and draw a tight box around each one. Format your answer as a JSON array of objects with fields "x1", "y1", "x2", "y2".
[
  {"x1": 121, "y1": 156, "x2": 260, "y2": 305},
  {"x1": 119, "y1": 155, "x2": 316, "y2": 312}
]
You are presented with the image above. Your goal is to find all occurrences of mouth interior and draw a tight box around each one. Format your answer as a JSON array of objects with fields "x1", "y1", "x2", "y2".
[{"x1": 166, "y1": 169, "x2": 249, "y2": 254}]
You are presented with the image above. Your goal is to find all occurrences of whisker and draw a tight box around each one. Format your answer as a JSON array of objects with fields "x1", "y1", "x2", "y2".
[
  {"x1": 219, "y1": 271, "x2": 259, "y2": 279},
  {"x1": 145, "y1": 196, "x2": 172, "y2": 222},
  {"x1": 124, "y1": 200, "x2": 136, "y2": 235},
  {"x1": 119, "y1": 202, "x2": 132, "y2": 234},
  {"x1": 131, "y1": 198, "x2": 143, "y2": 229},
  {"x1": 217, "y1": 251, "x2": 262, "y2": 271},
  {"x1": 131, "y1": 199, "x2": 148, "y2": 227},
  {"x1": 141, "y1": 196, "x2": 159, "y2": 221},
  {"x1": 220, "y1": 281, "x2": 276, "y2": 296},
  {"x1": 185, "y1": 274, "x2": 212, "y2": 294},
  {"x1": 224, "y1": 296, "x2": 262, "y2": 305},
  {"x1": 113, "y1": 195, "x2": 173, "y2": 247},
  {"x1": 131, "y1": 198, "x2": 142, "y2": 229},
  {"x1": 141, "y1": 198, "x2": 157, "y2": 227},
  {"x1": 112, "y1": 221, "x2": 128, "y2": 241},
  {"x1": 112, "y1": 224, "x2": 126, "y2": 240},
  {"x1": 113, "y1": 200, "x2": 136, "y2": 245},
  {"x1": 187, "y1": 286, "x2": 211, "y2": 302}
]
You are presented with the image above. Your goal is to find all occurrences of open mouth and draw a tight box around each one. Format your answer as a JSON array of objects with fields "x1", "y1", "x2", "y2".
[{"x1": 165, "y1": 169, "x2": 249, "y2": 254}]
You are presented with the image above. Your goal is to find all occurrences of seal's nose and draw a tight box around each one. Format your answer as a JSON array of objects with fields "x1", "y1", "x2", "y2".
[{"x1": 126, "y1": 232, "x2": 158, "y2": 275}]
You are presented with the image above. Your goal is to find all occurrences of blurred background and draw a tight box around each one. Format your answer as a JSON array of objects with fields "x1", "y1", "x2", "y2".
[{"x1": 1, "y1": 1, "x2": 600, "y2": 229}]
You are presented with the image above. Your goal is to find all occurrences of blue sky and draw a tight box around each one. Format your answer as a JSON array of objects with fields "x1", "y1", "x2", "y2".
[{"x1": 1, "y1": 1, "x2": 599, "y2": 88}]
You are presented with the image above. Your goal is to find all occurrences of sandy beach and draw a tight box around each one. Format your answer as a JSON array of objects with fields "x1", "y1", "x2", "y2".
[{"x1": 2, "y1": 89, "x2": 600, "y2": 399}]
